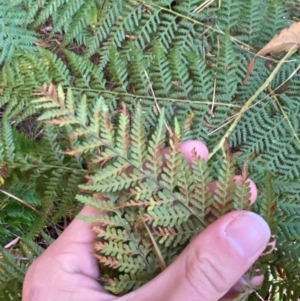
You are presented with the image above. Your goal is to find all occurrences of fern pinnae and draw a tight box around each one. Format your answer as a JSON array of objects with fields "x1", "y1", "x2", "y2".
[
  {"x1": 20, "y1": 237, "x2": 46, "y2": 262},
  {"x1": 107, "y1": 47, "x2": 129, "y2": 90},
  {"x1": 177, "y1": 155, "x2": 193, "y2": 205},
  {"x1": 64, "y1": 50, "x2": 105, "y2": 89},
  {"x1": 87, "y1": 1, "x2": 123, "y2": 57},
  {"x1": 210, "y1": 156, "x2": 236, "y2": 221},
  {"x1": 217, "y1": 0, "x2": 241, "y2": 30},
  {"x1": 150, "y1": 40, "x2": 172, "y2": 96},
  {"x1": 105, "y1": 1, "x2": 142, "y2": 53},
  {"x1": 130, "y1": 104, "x2": 147, "y2": 166},
  {"x1": 0, "y1": 246, "x2": 24, "y2": 276},
  {"x1": 144, "y1": 108, "x2": 166, "y2": 180},
  {"x1": 233, "y1": 180, "x2": 252, "y2": 211},
  {"x1": 76, "y1": 194, "x2": 116, "y2": 212},
  {"x1": 2, "y1": 121, "x2": 16, "y2": 163},
  {"x1": 126, "y1": 43, "x2": 149, "y2": 94},
  {"x1": 62, "y1": 1, "x2": 97, "y2": 46},
  {"x1": 160, "y1": 140, "x2": 181, "y2": 190},
  {"x1": 104, "y1": 273, "x2": 152, "y2": 295},
  {"x1": 52, "y1": 0, "x2": 85, "y2": 37},
  {"x1": 186, "y1": 52, "x2": 214, "y2": 100},
  {"x1": 142, "y1": 0, "x2": 252, "y2": 49},
  {"x1": 169, "y1": 45, "x2": 193, "y2": 97},
  {"x1": 189, "y1": 155, "x2": 213, "y2": 221},
  {"x1": 237, "y1": 0, "x2": 263, "y2": 43},
  {"x1": 79, "y1": 214, "x2": 125, "y2": 230},
  {"x1": 213, "y1": 31, "x2": 239, "y2": 102},
  {"x1": 0, "y1": 4, "x2": 38, "y2": 64}
]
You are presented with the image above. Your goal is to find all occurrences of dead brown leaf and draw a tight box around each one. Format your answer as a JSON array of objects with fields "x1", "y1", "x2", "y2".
[
  {"x1": 257, "y1": 22, "x2": 300, "y2": 57},
  {"x1": 243, "y1": 22, "x2": 300, "y2": 84}
]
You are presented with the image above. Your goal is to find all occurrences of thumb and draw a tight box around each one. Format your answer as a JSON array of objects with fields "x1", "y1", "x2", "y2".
[{"x1": 125, "y1": 211, "x2": 270, "y2": 301}]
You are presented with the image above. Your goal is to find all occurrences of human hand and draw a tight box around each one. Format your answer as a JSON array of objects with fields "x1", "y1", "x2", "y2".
[{"x1": 22, "y1": 141, "x2": 271, "y2": 301}]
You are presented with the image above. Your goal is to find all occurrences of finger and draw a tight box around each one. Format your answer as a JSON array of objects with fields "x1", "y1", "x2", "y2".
[
  {"x1": 22, "y1": 205, "x2": 111, "y2": 301},
  {"x1": 220, "y1": 274, "x2": 265, "y2": 301},
  {"x1": 40, "y1": 206, "x2": 102, "y2": 279},
  {"x1": 55, "y1": 205, "x2": 101, "y2": 246},
  {"x1": 127, "y1": 211, "x2": 270, "y2": 301}
]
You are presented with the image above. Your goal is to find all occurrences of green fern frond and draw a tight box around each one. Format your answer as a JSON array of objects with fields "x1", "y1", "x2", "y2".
[
  {"x1": 87, "y1": 1, "x2": 123, "y2": 58},
  {"x1": 0, "y1": 0, "x2": 300, "y2": 299},
  {"x1": 1, "y1": 121, "x2": 15, "y2": 163},
  {"x1": 237, "y1": 0, "x2": 263, "y2": 44},
  {"x1": 213, "y1": 31, "x2": 239, "y2": 102},
  {"x1": 150, "y1": 40, "x2": 172, "y2": 96},
  {"x1": 0, "y1": 4, "x2": 38, "y2": 64},
  {"x1": 217, "y1": 0, "x2": 241, "y2": 30},
  {"x1": 33, "y1": 86, "x2": 256, "y2": 295}
]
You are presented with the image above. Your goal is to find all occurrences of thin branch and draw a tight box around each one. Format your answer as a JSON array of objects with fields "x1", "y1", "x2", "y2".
[
  {"x1": 208, "y1": 62, "x2": 300, "y2": 136},
  {"x1": 209, "y1": 48, "x2": 298, "y2": 159},
  {"x1": 193, "y1": 0, "x2": 214, "y2": 13},
  {"x1": 143, "y1": 220, "x2": 167, "y2": 271},
  {"x1": 268, "y1": 86, "x2": 300, "y2": 145},
  {"x1": 0, "y1": 189, "x2": 39, "y2": 213}
]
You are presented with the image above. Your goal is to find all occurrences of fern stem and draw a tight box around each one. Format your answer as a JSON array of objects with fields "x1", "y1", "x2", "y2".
[
  {"x1": 209, "y1": 48, "x2": 298, "y2": 159},
  {"x1": 1, "y1": 161, "x2": 85, "y2": 173},
  {"x1": 69, "y1": 87, "x2": 241, "y2": 108}
]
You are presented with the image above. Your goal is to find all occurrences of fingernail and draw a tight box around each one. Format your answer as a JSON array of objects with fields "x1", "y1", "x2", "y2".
[{"x1": 225, "y1": 213, "x2": 271, "y2": 257}]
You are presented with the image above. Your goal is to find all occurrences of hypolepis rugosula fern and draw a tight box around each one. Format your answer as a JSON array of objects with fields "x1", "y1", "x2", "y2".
[
  {"x1": 33, "y1": 85, "x2": 274, "y2": 298},
  {"x1": 0, "y1": 0, "x2": 299, "y2": 300}
]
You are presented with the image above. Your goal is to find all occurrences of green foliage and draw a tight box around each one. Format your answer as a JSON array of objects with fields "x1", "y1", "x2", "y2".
[
  {"x1": 34, "y1": 87, "x2": 254, "y2": 294},
  {"x1": 0, "y1": 3, "x2": 38, "y2": 64},
  {"x1": 0, "y1": 120, "x2": 85, "y2": 244},
  {"x1": 0, "y1": 235, "x2": 51, "y2": 301},
  {"x1": 0, "y1": 0, "x2": 299, "y2": 300},
  {"x1": 0, "y1": 182, "x2": 41, "y2": 245}
]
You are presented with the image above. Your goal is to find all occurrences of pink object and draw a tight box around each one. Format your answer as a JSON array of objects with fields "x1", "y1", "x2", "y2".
[
  {"x1": 234, "y1": 176, "x2": 258, "y2": 205},
  {"x1": 180, "y1": 140, "x2": 209, "y2": 163}
]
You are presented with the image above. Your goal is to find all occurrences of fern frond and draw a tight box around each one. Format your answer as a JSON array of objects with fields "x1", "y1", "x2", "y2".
[
  {"x1": 210, "y1": 158, "x2": 236, "y2": 220},
  {"x1": 0, "y1": 1, "x2": 300, "y2": 299},
  {"x1": 33, "y1": 86, "x2": 252, "y2": 295},
  {"x1": 0, "y1": 4, "x2": 38, "y2": 64},
  {"x1": 1, "y1": 121, "x2": 16, "y2": 163},
  {"x1": 213, "y1": 31, "x2": 239, "y2": 102},
  {"x1": 217, "y1": 0, "x2": 241, "y2": 30},
  {"x1": 149, "y1": 40, "x2": 172, "y2": 96}
]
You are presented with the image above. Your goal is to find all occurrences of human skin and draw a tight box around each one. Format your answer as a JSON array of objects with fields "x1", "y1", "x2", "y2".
[{"x1": 22, "y1": 141, "x2": 271, "y2": 301}]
